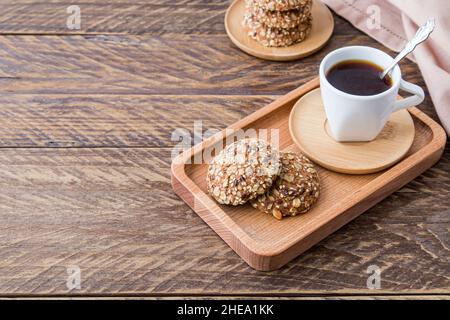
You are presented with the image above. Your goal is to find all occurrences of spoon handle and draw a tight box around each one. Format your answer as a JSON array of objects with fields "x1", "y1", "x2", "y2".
[{"x1": 380, "y1": 19, "x2": 435, "y2": 79}]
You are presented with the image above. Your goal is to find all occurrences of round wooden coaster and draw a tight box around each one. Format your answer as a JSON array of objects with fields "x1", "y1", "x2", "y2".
[
  {"x1": 289, "y1": 88, "x2": 415, "y2": 174},
  {"x1": 225, "y1": 0, "x2": 334, "y2": 61}
]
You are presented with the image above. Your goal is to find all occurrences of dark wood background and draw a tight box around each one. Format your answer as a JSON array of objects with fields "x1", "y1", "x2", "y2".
[{"x1": 0, "y1": 0, "x2": 448, "y2": 297}]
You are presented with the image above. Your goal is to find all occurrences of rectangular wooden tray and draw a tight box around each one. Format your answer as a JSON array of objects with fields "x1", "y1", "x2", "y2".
[{"x1": 171, "y1": 78, "x2": 447, "y2": 271}]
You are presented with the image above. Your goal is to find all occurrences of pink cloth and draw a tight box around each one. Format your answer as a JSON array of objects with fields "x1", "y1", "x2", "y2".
[{"x1": 322, "y1": 0, "x2": 450, "y2": 136}]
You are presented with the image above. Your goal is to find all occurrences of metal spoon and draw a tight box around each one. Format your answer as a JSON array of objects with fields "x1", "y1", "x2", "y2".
[{"x1": 379, "y1": 19, "x2": 435, "y2": 80}]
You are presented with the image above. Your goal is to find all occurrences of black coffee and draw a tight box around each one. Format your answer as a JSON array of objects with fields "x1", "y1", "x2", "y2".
[{"x1": 326, "y1": 60, "x2": 393, "y2": 96}]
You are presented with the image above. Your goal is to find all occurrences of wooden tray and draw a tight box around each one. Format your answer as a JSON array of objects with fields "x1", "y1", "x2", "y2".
[{"x1": 171, "y1": 78, "x2": 447, "y2": 271}]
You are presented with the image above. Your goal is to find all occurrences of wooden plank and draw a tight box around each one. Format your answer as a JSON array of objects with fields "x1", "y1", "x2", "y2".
[
  {"x1": 0, "y1": 91, "x2": 438, "y2": 150},
  {"x1": 0, "y1": 95, "x2": 273, "y2": 147},
  {"x1": 0, "y1": 0, "x2": 227, "y2": 35},
  {"x1": 0, "y1": 147, "x2": 448, "y2": 295},
  {"x1": 0, "y1": 1, "x2": 357, "y2": 35},
  {"x1": 0, "y1": 34, "x2": 429, "y2": 97}
]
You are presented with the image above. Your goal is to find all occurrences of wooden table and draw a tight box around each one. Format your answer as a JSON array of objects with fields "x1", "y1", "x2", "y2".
[{"x1": 0, "y1": 1, "x2": 448, "y2": 298}]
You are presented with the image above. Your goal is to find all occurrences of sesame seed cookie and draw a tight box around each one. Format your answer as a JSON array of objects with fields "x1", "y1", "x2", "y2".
[
  {"x1": 251, "y1": 152, "x2": 320, "y2": 219},
  {"x1": 243, "y1": 12, "x2": 312, "y2": 47},
  {"x1": 245, "y1": 1, "x2": 312, "y2": 29},
  {"x1": 207, "y1": 139, "x2": 281, "y2": 206},
  {"x1": 246, "y1": 0, "x2": 312, "y2": 12}
]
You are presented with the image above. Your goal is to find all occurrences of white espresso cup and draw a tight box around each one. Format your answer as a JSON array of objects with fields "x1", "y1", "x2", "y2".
[{"x1": 319, "y1": 46, "x2": 424, "y2": 142}]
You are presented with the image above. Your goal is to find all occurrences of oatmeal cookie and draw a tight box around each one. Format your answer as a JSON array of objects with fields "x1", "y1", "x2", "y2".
[
  {"x1": 246, "y1": 0, "x2": 312, "y2": 12},
  {"x1": 207, "y1": 139, "x2": 281, "y2": 206},
  {"x1": 243, "y1": 12, "x2": 312, "y2": 47},
  {"x1": 246, "y1": 2, "x2": 312, "y2": 29},
  {"x1": 251, "y1": 152, "x2": 320, "y2": 219}
]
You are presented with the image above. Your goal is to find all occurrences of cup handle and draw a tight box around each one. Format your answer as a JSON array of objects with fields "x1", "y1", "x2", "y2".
[{"x1": 393, "y1": 79, "x2": 425, "y2": 112}]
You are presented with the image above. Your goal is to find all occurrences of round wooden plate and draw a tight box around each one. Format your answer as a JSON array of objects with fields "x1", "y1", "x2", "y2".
[
  {"x1": 289, "y1": 88, "x2": 415, "y2": 174},
  {"x1": 225, "y1": 0, "x2": 334, "y2": 61}
]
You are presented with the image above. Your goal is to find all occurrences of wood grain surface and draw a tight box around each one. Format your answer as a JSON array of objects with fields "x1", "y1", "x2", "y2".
[
  {"x1": 0, "y1": 1, "x2": 229, "y2": 35},
  {"x1": 0, "y1": 0, "x2": 448, "y2": 296},
  {"x1": 0, "y1": 95, "x2": 271, "y2": 147}
]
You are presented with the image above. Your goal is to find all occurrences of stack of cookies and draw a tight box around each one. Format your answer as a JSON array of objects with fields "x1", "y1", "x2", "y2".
[
  {"x1": 207, "y1": 139, "x2": 320, "y2": 220},
  {"x1": 243, "y1": 0, "x2": 313, "y2": 47}
]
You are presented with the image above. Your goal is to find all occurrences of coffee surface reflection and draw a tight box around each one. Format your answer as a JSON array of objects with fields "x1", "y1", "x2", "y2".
[{"x1": 326, "y1": 60, "x2": 393, "y2": 96}]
